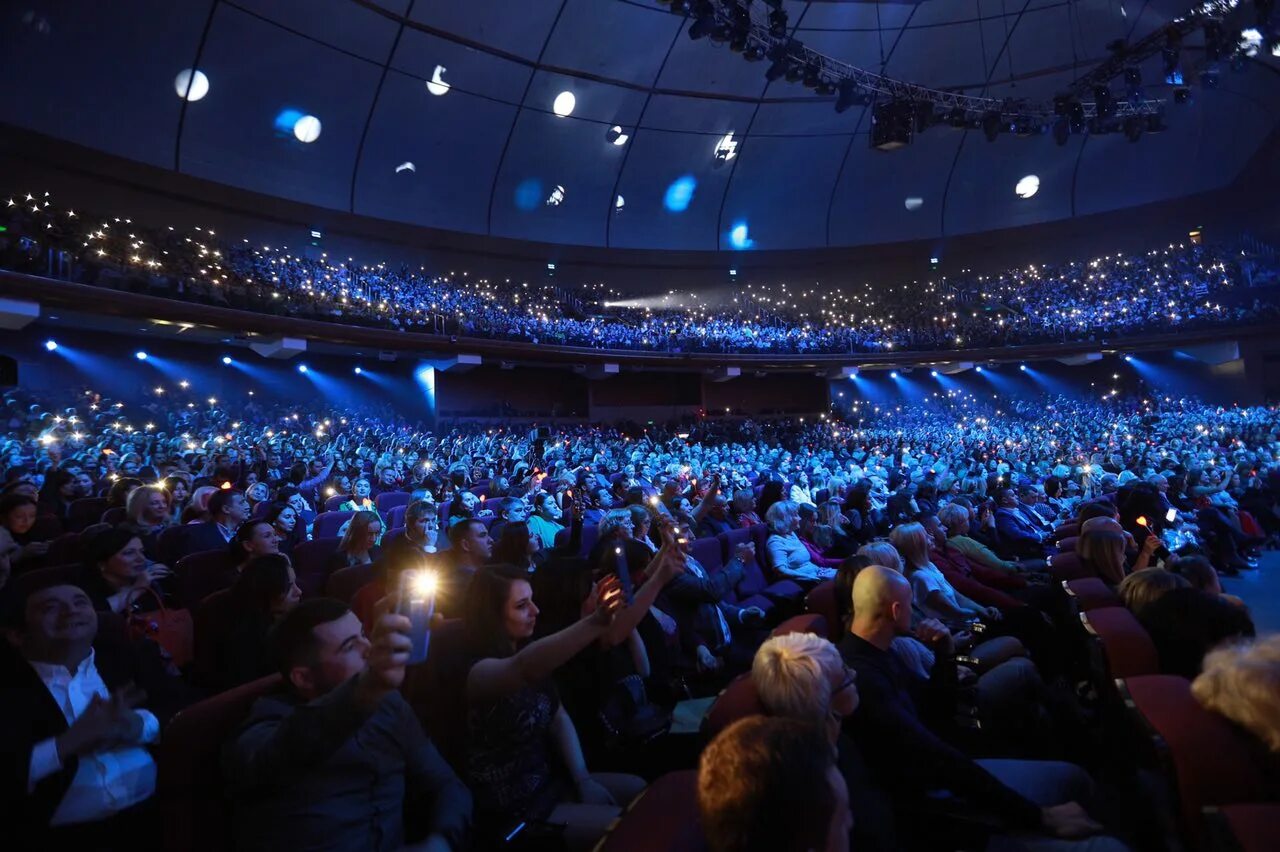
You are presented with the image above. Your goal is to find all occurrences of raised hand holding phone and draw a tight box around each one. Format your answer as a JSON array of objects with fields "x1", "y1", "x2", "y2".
[{"x1": 395, "y1": 569, "x2": 438, "y2": 664}]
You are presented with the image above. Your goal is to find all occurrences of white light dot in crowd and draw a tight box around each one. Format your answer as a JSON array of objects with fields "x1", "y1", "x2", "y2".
[
  {"x1": 426, "y1": 65, "x2": 450, "y2": 96},
  {"x1": 552, "y1": 91, "x2": 576, "y2": 117},
  {"x1": 1015, "y1": 175, "x2": 1040, "y2": 199},
  {"x1": 904, "y1": 197, "x2": 923, "y2": 211},
  {"x1": 293, "y1": 115, "x2": 322, "y2": 143},
  {"x1": 174, "y1": 69, "x2": 209, "y2": 102}
]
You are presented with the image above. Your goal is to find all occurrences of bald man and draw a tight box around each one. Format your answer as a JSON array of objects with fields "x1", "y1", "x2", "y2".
[{"x1": 839, "y1": 567, "x2": 1127, "y2": 850}]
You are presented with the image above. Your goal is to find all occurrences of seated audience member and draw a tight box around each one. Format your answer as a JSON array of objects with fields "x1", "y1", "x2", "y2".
[
  {"x1": 526, "y1": 492, "x2": 565, "y2": 550},
  {"x1": 0, "y1": 493, "x2": 54, "y2": 571},
  {"x1": 730, "y1": 488, "x2": 763, "y2": 529},
  {"x1": 184, "y1": 489, "x2": 250, "y2": 556},
  {"x1": 628, "y1": 504, "x2": 658, "y2": 553},
  {"x1": 491, "y1": 520, "x2": 544, "y2": 574},
  {"x1": 230, "y1": 519, "x2": 282, "y2": 570},
  {"x1": 265, "y1": 502, "x2": 305, "y2": 556},
  {"x1": 1192, "y1": 635, "x2": 1280, "y2": 755},
  {"x1": 1168, "y1": 552, "x2": 1246, "y2": 608},
  {"x1": 696, "y1": 493, "x2": 736, "y2": 539},
  {"x1": 161, "y1": 474, "x2": 192, "y2": 525},
  {"x1": 840, "y1": 566, "x2": 1125, "y2": 849},
  {"x1": 765, "y1": 501, "x2": 838, "y2": 583},
  {"x1": 698, "y1": 716, "x2": 851, "y2": 852},
  {"x1": 892, "y1": 522, "x2": 999, "y2": 626},
  {"x1": 659, "y1": 523, "x2": 765, "y2": 675},
  {"x1": 223, "y1": 599, "x2": 472, "y2": 852},
  {"x1": 753, "y1": 632, "x2": 893, "y2": 851},
  {"x1": 326, "y1": 510, "x2": 381, "y2": 574},
  {"x1": 122, "y1": 485, "x2": 171, "y2": 560},
  {"x1": 243, "y1": 481, "x2": 271, "y2": 513},
  {"x1": 796, "y1": 503, "x2": 844, "y2": 569},
  {"x1": 337, "y1": 477, "x2": 376, "y2": 514},
  {"x1": 437, "y1": 517, "x2": 492, "y2": 618},
  {"x1": 1122, "y1": 567, "x2": 1257, "y2": 678},
  {"x1": 462, "y1": 559, "x2": 678, "y2": 850},
  {"x1": 857, "y1": 540, "x2": 903, "y2": 574},
  {"x1": 1078, "y1": 525, "x2": 1157, "y2": 586},
  {"x1": 1, "y1": 573, "x2": 188, "y2": 849},
  {"x1": 937, "y1": 503, "x2": 1025, "y2": 575},
  {"x1": 181, "y1": 485, "x2": 218, "y2": 525},
  {"x1": 486, "y1": 496, "x2": 527, "y2": 543},
  {"x1": 197, "y1": 553, "x2": 302, "y2": 691},
  {"x1": 381, "y1": 499, "x2": 440, "y2": 561},
  {"x1": 75, "y1": 527, "x2": 173, "y2": 614},
  {"x1": 994, "y1": 488, "x2": 1051, "y2": 558}
]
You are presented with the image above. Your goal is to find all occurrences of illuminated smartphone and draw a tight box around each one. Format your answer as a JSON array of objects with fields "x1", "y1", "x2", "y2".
[
  {"x1": 1165, "y1": 508, "x2": 1177, "y2": 523},
  {"x1": 397, "y1": 569, "x2": 436, "y2": 664}
]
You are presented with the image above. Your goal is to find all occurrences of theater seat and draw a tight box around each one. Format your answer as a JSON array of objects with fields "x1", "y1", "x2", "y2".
[
  {"x1": 1047, "y1": 551, "x2": 1093, "y2": 582},
  {"x1": 326, "y1": 562, "x2": 375, "y2": 605},
  {"x1": 1081, "y1": 607, "x2": 1160, "y2": 680},
  {"x1": 386, "y1": 504, "x2": 409, "y2": 529},
  {"x1": 292, "y1": 536, "x2": 341, "y2": 597},
  {"x1": 805, "y1": 580, "x2": 841, "y2": 641},
  {"x1": 718, "y1": 527, "x2": 753, "y2": 564},
  {"x1": 156, "y1": 525, "x2": 190, "y2": 566},
  {"x1": 100, "y1": 506, "x2": 127, "y2": 526},
  {"x1": 596, "y1": 771, "x2": 707, "y2": 852},
  {"x1": 67, "y1": 496, "x2": 108, "y2": 532},
  {"x1": 1052, "y1": 523, "x2": 1080, "y2": 542},
  {"x1": 191, "y1": 588, "x2": 233, "y2": 689},
  {"x1": 1063, "y1": 577, "x2": 1120, "y2": 612},
  {"x1": 45, "y1": 531, "x2": 82, "y2": 567},
  {"x1": 312, "y1": 510, "x2": 355, "y2": 540},
  {"x1": 157, "y1": 674, "x2": 282, "y2": 852},
  {"x1": 1119, "y1": 675, "x2": 1272, "y2": 846},
  {"x1": 375, "y1": 490, "x2": 411, "y2": 514},
  {"x1": 701, "y1": 673, "x2": 765, "y2": 740},
  {"x1": 771, "y1": 613, "x2": 827, "y2": 638},
  {"x1": 1055, "y1": 536, "x2": 1079, "y2": 554},
  {"x1": 690, "y1": 538, "x2": 722, "y2": 574},
  {"x1": 174, "y1": 549, "x2": 236, "y2": 609},
  {"x1": 323, "y1": 494, "x2": 347, "y2": 512}
]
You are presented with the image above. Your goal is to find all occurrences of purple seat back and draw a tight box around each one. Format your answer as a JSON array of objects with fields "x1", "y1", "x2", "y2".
[
  {"x1": 375, "y1": 491, "x2": 411, "y2": 514},
  {"x1": 292, "y1": 537, "x2": 341, "y2": 597},
  {"x1": 313, "y1": 511, "x2": 355, "y2": 540}
]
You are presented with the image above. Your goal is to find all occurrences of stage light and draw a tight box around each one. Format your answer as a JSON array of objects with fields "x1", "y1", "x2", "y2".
[
  {"x1": 552, "y1": 91, "x2": 576, "y2": 117},
  {"x1": 135, "y1": 351, "x2": 148, "y2": 361},
  {"x1": 1019, "y1": 364, "x2": 1027, "y2": 371},
  {"x1": 890, "y1": 371, "x2": 899, "y2": 379},
  {"x1": 975, "y1": 366, "x2": 984, "y2": 373},
  {"x1": 765, "y1": 45, "x2": 790, "y2": 82},
  {"x1": 44, "y1": 339, "x2": 57, "y2": 351},
  {"x1": 221, "y1": 356, "x2": 232, "y2": 365},
  {"x1": 354, "y1": 366, "x2": 363, "y2": 375},
  {"x1": 664, "y1": 175, "x2": 697, "y2": 212},
  {"x1": 298, "y1": 364, "x2": 308, "y2": 374},
  {"x1": 426, "y1": 65, "x2": 450, "y2": 96},
  {"x1": 1015, "y1": 175, "x2": 1040, "y2": 199},
  {"x1": 175, "y1": 69, "x2": 209, "y2": 102},
  {"x1": 931, "y1": 370, "x2": 939, "y2": 377},
  {"x1": 834, "y1": 79, "x2": 865, "y2": 113},
  {"x1": 1124, "y1": 355, "x2": 1134, "y2": 362},
  {"x1": 293, "y1": 114, "x2": 322, "y2": 143}
]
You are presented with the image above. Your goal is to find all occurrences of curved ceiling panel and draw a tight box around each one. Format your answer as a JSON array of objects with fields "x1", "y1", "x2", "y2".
[
  {"x1": 718, "y1": 134, "x2": 850, "y2": 250},
  {"x1": 179, "y1": 3, "x2": 381, "y2": 210},
  {"x1": 828, "y1": 128, "x2": 963, "y2": 247},
  {"x1": 0, "y1": 0, "x2": 210, "y2": 168},
  {"x1": 0, "y1": 0, "x2": 1277, "y2": 253},
  {"x1": 352, "y1": 69, "x2": 516, "y2": 233}
]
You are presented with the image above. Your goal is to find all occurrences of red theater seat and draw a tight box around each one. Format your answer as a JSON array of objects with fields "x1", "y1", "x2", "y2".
[
  {"x1": 771, "y1": 613, "x2": 827, "y2": 638},
  {"x1": 1207, "y1": 804, "x2": 1280, "y2": 852},
  {"x1": 156, "y1": 525, "x2": 190, "y2": 566},
  {"x1": 1119, "y1": 675, "x2": 1273, "y2": 846},
  {"x1": 100, "y1": 506, "x2": 127, "y2": 526},
  {"x1": 157, "y1": 674, "x2": 282, "y2": 852},
  {"x1": 174, "y1": 549, "x2": 236, "y2": 609},
  {"x1": 1063, "y1": 577, "x2": 1120, "y2": 612},
  {"x1": 805, "y1": 580, "x2": 841, "y2": 641},
  {"x1": 67, "y1": 496, "x2": 107, "y2": 532},
  {"x1": 1048, "y1": 551, "x2": 1093, "y2": 582},
  {"x1": 702, "y1": 673, "x2": 765, "y2": 740},
  {"x1": 386, "y1": 504, "x2": 409, "y2": 529},
  {"x1": 1081, "y1": 607, "x2": 1160, "y2": 679},
  {"x1": 1055, "y1": 536, "x2": 1080, "y2": 554},
  {"x1": 596, "y1": 771, "x2": 707, "y2": 852}
]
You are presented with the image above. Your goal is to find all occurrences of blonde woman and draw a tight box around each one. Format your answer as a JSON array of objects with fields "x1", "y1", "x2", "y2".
[
  {"x1": 1192, "y1": 635, "x2": 1280, "y2": 753},
  {"x1": 764, "y1": 500, "x2": 836, "y2": 583},
  {"x1": 890, "y1": 523, "x2": 996, "y2": 624}
]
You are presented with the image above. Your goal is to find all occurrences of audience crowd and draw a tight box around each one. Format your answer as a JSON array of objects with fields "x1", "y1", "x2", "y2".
[
  {"x1": 4, "y1": 190, "x2": 1280, "y2": 355},
  {"x1": 1, "y1": 371, "x2": 1278, "y2": 851}
]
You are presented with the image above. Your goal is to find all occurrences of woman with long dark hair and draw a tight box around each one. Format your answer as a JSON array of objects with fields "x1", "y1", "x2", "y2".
[{"x1": 197, "y1": 553, "x2": 302, "y2": 690}]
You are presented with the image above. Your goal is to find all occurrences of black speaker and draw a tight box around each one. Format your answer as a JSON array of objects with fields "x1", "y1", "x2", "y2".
[{"x1": 0, "y1": 356, "x2": 16, "y2": 388}]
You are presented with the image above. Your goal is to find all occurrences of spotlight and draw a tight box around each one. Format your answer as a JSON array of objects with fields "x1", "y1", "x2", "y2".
[
  {"x1": 947, "y1": 106, "x2": 967, "y2": 128},
  {"x1": 890, "y1": 371, "x2": 899, "y2": 379},
  {"x1": 221, "y1": 356, "x2": 232, "y2": 365},
  {"x1": 768, "y1": 7, "x2": 788, "y2": 37},
  {"x1": 354, "y1": 366, "x2": 363, "y2": 375},
  {"x1": 981, "y1": 111, "x2": 1002, "y2": 142},
  {"x1": 784, "y1": 61, "x2": 805, "y2": 83},
  {"x1": 975, "y1": 366, "x2": 984, "y2": 373},
  {"x1": 1019, "y1": 364, "x2": 1027, "y2": 371},
  {"x1": 605, "y1": 125, "x2": 629, "y2": 146},
  {"x1": 1124, "y1": 355, "x2": 1134, "y2": 362},
  {"x1": 801, "y1": 63, "x2": 822, "y2": 89},
  {"x1": 135, "y1": 351, "x2": 148, "y2": 361},
  {"x1": 931, "y1": 370, "x2": 939, "y2": 377},
  {"x1": 1124, "y1": 66, "x2": 1142, "y2": 87},
  {"x1": 764, "y1": 44, "x2": 790, "y2": 82},
  {"x1": 44, "y1": 339, "x2": 57, "y2": 351},
  {"x1": 834, "y1": 79, "x2": 865, "y2": 113},
  {"x1": 1093, "y1": 86, "x2": 1115, "y2": 118},
  {"x1": 298, "y1": 364, "x2": 308, "y2": 374},
  {"x1": 1200, "y1": 68, "x2": 1220, "y2": 89}
]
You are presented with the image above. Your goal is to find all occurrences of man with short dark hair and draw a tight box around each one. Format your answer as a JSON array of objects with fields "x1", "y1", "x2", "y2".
[
  {"x1": 438, "y1": 518, "x2": 492, "y2": 617},
  {"x1": 698, "y1": 715, "x2": 850, "y2": 852},
  {"x1": 223, "y1": 598, "x2": 471, "y2": 852},
  {"x1": 183, "y1": 489, "x2": 250, "y2": 556},
  {"x1": 1, "y1": 575, "x2": 188, "y2": 849}
]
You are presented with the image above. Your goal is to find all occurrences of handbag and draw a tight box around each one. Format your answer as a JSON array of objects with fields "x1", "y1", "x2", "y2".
[
  {"x1": 598, "y1": 674, "x2": 671, "y2": 745},
  {"x1": 126, "y1": 585, "x2": 195, "y2": 669}
]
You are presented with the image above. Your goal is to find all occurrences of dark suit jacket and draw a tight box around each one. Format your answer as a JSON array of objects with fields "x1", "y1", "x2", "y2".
[
  {"x1": 657, "y1": 556, "x2": 746, "y2": 659},
  {"x1": 993, "y1": 508, "x2": 1045, "y2": 556},
  {"x1": 0, "y1": 619, "x2": 191, "y2": 842},
  {"x1": 182, "y1": 521, "x2": 233, "y2": 560}
]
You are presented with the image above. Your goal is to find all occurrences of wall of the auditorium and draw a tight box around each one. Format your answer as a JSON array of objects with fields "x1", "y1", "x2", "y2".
[{"x1": 4, "y1": 129, "x2": 1278, "y2": 298}]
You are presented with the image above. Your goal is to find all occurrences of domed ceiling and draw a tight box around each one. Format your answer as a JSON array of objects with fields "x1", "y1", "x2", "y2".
[{"x1": 2, "y1": 0, "x2": 1278, "y2": 252}]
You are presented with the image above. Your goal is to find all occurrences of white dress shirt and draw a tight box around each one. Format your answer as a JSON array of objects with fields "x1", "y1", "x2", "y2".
[{"x1": 27, "y1": 650, "x2": 160, "y2": 825}]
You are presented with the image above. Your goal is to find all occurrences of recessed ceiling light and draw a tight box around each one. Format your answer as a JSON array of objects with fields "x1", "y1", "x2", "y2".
[
  {"x1": 174, "y1": 68, "x2": 209, "y2": 102},
  {"x1": 904, "y1": 197, "x2": 923, "y2": 211},
  {"x1": 546, "y1": 185, "x2": 566, "y2": 206},
  {"x1": 1015, "y1": 175, "x2": 1040, "y2": 199},
  {"x1": 607, "y1": 125, "x2": 629, "y2": 146},
  {"x1": 293, "y1": 114, "x2": 322, "y2": 143},
  {"x1": 552, "y1": 91, "x2": 576, "y2": 117},
  {"x1": 615, "y1": 195, "x2": 625, "y2": 211},
  {"x1": 395, "y1": 162, "x2": 416, "y2": 174},
  {"x1": 713, "y1": 132, "x2": 738, "y2": 166},
  {"x1": 426, "y1": 65, "x2": 450, "y2": 96}
]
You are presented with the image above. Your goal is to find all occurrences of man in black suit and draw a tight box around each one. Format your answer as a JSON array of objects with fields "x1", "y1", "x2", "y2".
[
  {"x1": 1, "y1": 572, "x2": 189, "y2": 850},
  {"x1": 182, "y1": 488, "x2": 250, "y2": 558}
]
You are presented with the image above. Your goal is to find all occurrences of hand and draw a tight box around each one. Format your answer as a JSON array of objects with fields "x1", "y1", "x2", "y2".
[
  {"x1": 653, "y1": 609, "x2": 678, "y2": 637},
  {"x1": 738, "y1": 606, "x2": 766, "y2": 625},
  {"x1": 982, "y1": 606, "x2": 1003, "y2": 622},
  {"x1": 1141, "y1": 534, "x2": 1161, "y2": 555},
  {"x1": 734, "y1": 542, "x2": 756, "y2": 564},
  {"x1": 1040, "y1": 802, "x2": 1103, "y2": 839},
  {"x1": 586, "y1": 575, "x2": 626, "y2": 627},
  {"x1": 143, "y1": 562, "x2": 172, "y2": 584},
  {"x1": 576, "y1": 777, "x2": 617, "y2": 806},
  {"x1": 914, "y1": 618, "x2": 955, "y2": 655},
  {"x1": 358, "y1": 609, "x2": 414, "y2": 703},
  {"x1": 696, "y1": 645, "x2": 723, "y2": 673},
  {"x1": 57, "y1": 684, "x2": 147, "y2": 760}
]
